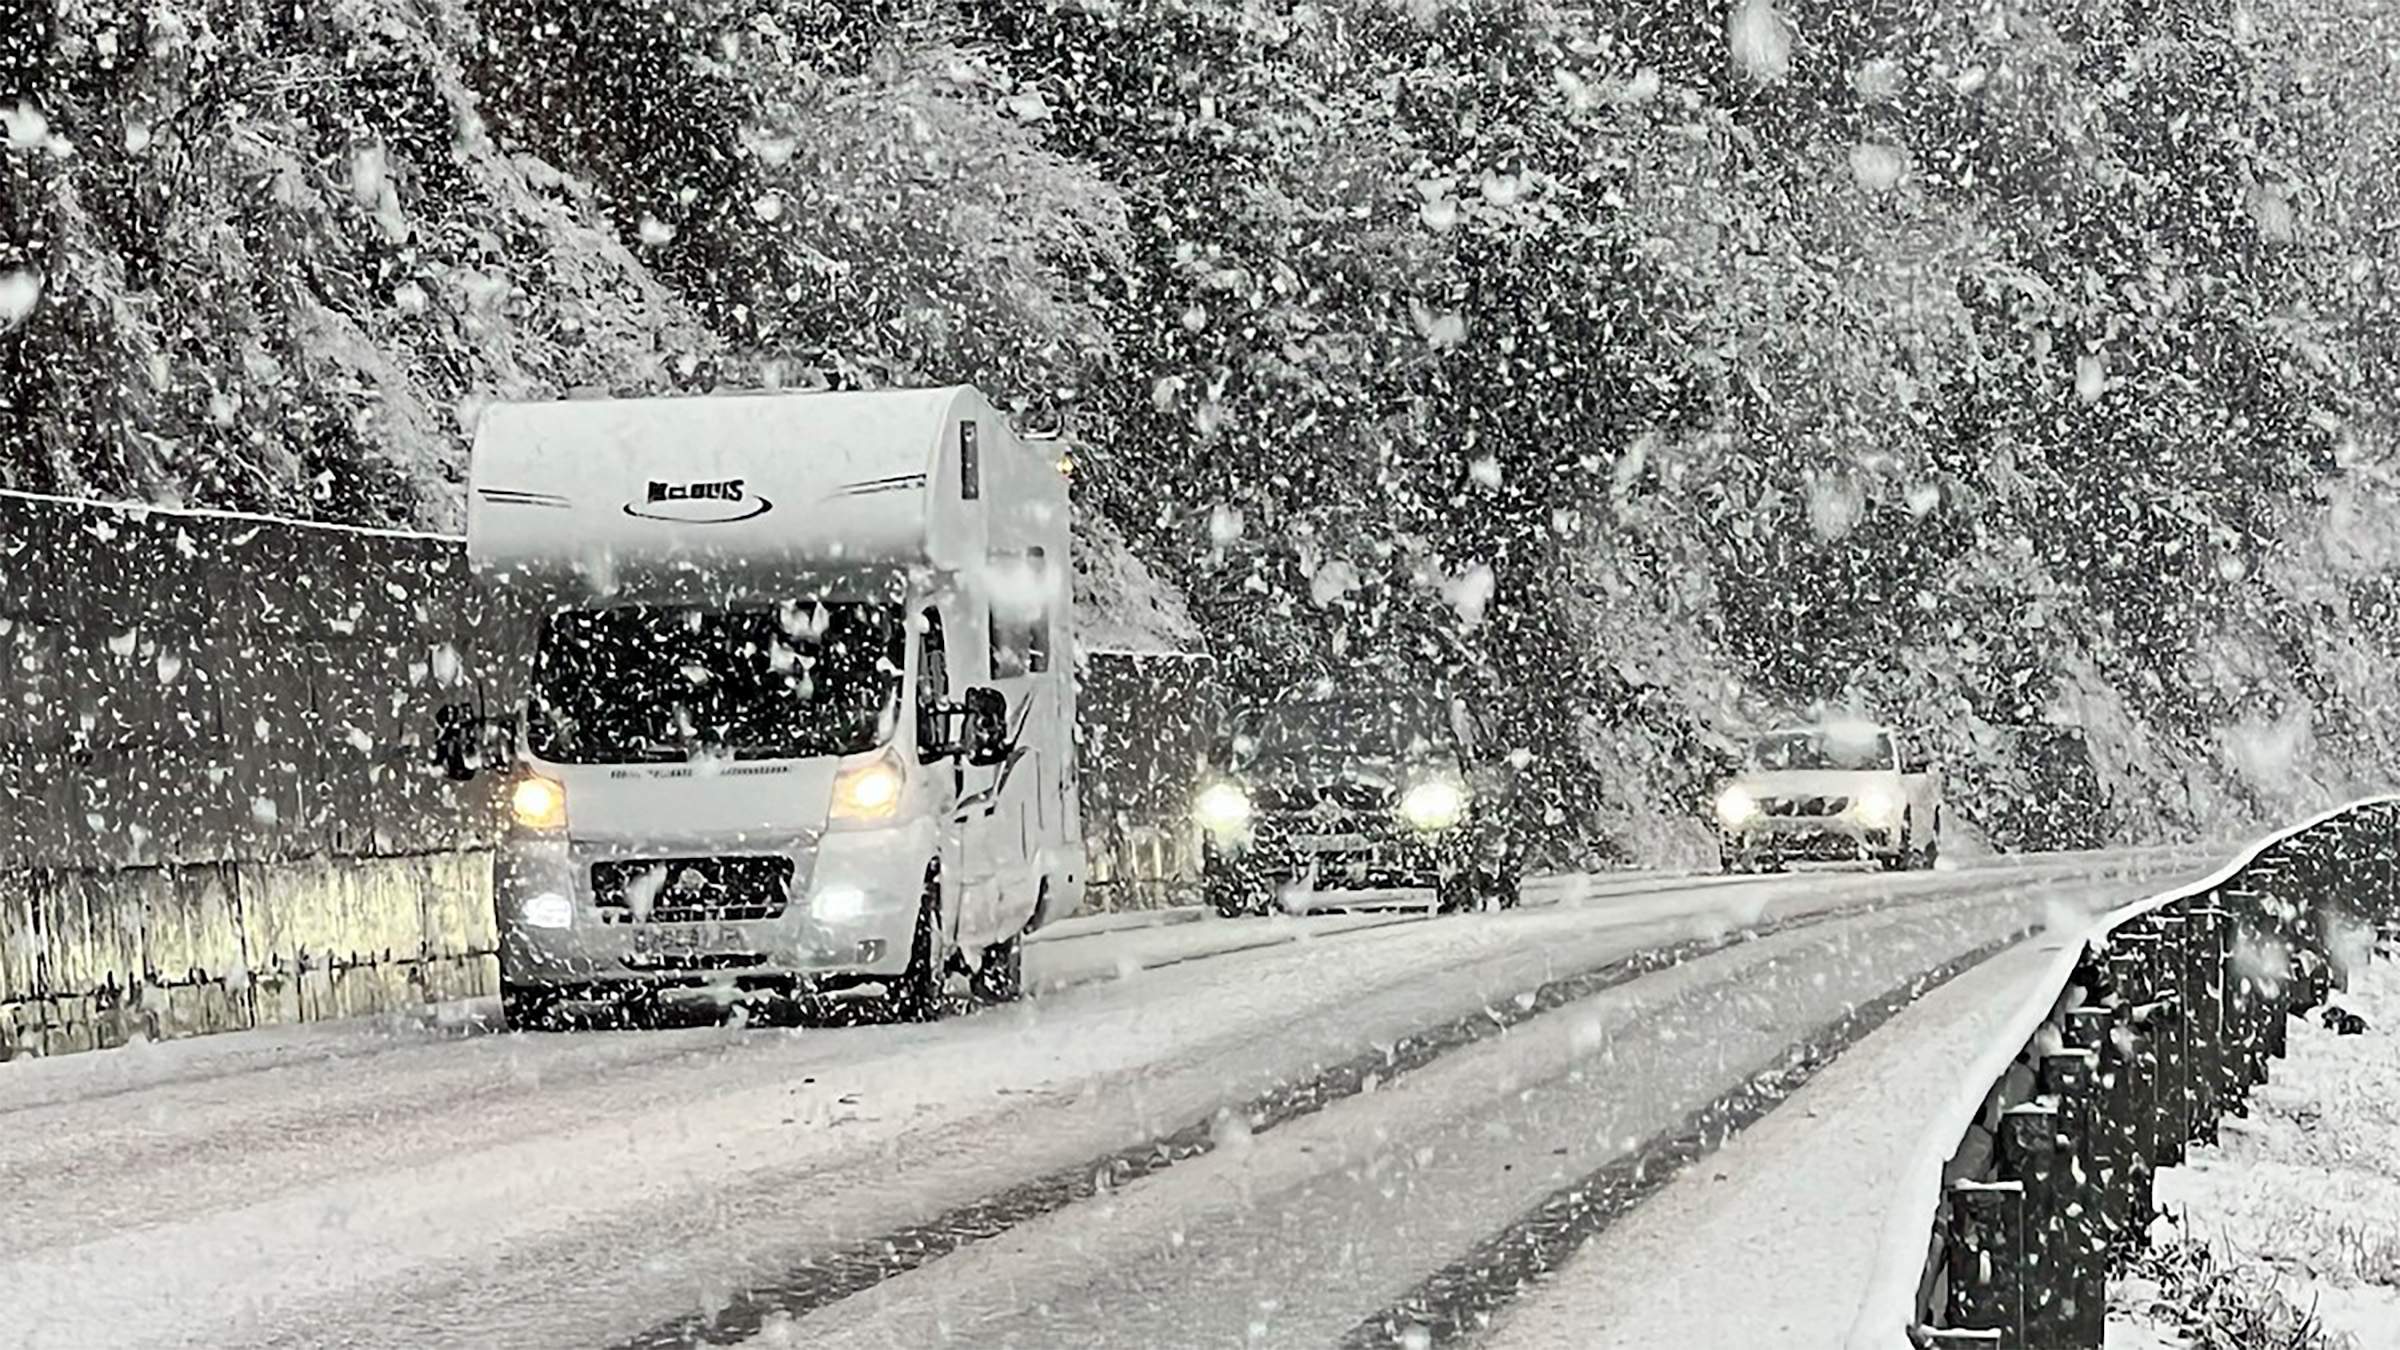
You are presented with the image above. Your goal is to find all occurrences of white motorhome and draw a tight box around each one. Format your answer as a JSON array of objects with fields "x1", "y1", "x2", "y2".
[{"x1": 455, "y1": 386, "x2": 1083, "y2": 1028}]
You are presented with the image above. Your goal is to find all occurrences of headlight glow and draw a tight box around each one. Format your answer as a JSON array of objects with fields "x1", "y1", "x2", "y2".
[
  {"x1": 832, "y1": 751, "x2": 905, "y2": 822},
  {"x1": 1715, "y1": 786, "x2": 1761, "y2": 829},
  {"x1": 520, "y1": 891, "x2": 573, "y2": 930},
  {"x1": 1196, "y1": 782, "x2": 1252, "y2": 832},
  {"x1": 510, "y1": 774, "x2": 567, "y2": 832},
  {"x1": 1401, "y1": 779, "x2": 1468, "y2": 832},
  {"x1": 812, "y1": 886, "x2": 868, "y2": 923},
  {"x1": 1852, "y1": 787, "x2": 1903, "y2": 829}
]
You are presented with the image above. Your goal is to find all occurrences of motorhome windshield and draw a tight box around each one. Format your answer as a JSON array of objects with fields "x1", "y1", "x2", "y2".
[
  {"x1": 1750, "y1": 728, "x2": 1895, "y2": 772},
  {"x1": 528, "y1": 602, "x2": 903, "y2": 763}
]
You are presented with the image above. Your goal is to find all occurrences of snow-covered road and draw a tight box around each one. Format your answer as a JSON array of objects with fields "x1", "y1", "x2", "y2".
[{"x1": 0, "y1": 851, "x2": 2210, "y2": 1350}]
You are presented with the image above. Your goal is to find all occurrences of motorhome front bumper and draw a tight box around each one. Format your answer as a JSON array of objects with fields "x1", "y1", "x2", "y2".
[{"x1": 495, "y1": 824, "x2": 935, "y2": 991}]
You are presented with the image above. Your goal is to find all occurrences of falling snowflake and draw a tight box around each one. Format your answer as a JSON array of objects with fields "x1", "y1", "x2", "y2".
[
  {"x1": 2, "y1": 101, "x2": 47, "y2": 150},
  {"x1": 1849, "y1": 143, "x2": 1907, "y2": 192},
  {"x1": 0, "y1": 269, "x2": 39, "y2": 330},
  {"x1": 1728, "y1": 0, "x2": 1792, "y2": 83}
]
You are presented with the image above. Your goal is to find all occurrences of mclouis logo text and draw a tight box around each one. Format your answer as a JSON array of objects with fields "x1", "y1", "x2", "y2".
[{"x1": 622, "y1": 478, "x2": 773, "y2": 523}]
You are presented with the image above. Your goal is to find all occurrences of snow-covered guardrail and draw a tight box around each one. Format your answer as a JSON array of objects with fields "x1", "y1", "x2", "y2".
[{"x1": 1847, "y1": 796, "x2": 2400, "y2": 1350}]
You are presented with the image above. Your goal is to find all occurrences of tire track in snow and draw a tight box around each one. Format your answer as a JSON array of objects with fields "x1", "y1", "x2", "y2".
[
  {"x1": 1335, "y1": 928, "x2": 2031, "y2": 1349},
  {"x1": 608, "y1": 874, "x2": 2075, "y2": 1349}
]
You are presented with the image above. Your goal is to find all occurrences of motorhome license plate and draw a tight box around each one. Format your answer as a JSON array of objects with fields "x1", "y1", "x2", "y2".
[
  {"x1": 1294, "y1": 833, "x2": 1371, "y2": 853},
  {"x1": 631, "y1": 924, "x2": 744, "y2": 955}
]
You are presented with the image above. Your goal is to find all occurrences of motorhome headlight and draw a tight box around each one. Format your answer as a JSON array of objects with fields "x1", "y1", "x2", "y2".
[
  {"x1": 1195, "y1": 782, "x2": 1252, "y2": 832},
  {"x1": 1715, "y1": 786, "x2": 1761, "y2": 829},
  {"x1": 1401, "y1": 779, "x2": 1468, "y2": 832},
  {"x1": 831, "y1": 749, "x2": 906, "y2": 823},
  {"x1": 1852, "y1": 786, "x2": 1903, "y2": 829},
  {"x1": 510, "y1": 773, "x2": 568, "y2": 832},
  {"x1": 519, "y1": 891, "x2": 573, "y2": 930}
]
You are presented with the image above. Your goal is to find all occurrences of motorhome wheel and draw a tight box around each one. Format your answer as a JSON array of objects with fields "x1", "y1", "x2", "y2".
[
  {"x1": 972, "y1": 894, "x2": 1033, "y2": 1004},
  {"x1": 885, "y1": 863, "x2": 948, "y2": 1022}
]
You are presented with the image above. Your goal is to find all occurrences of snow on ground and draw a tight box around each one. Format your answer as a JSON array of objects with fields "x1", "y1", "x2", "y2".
[
  {"x1": 766, "y1": 875, "x2": 2175, "y2": 1349},
  {"x1": 1479, "y1": 929, "x2": 2090, "y2": 1350},
  {"x1": 0, "y1": 850, "x2": 2210, "y2": 1350},
  {"x1": 2108, "y1": 950, "x2": 2400, "y2": 1350}
]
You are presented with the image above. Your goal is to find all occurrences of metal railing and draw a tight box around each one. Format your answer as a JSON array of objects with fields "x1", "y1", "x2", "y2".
[{"x1": 1851, "y1": 797, "x2": 2400, "y2": 1349}]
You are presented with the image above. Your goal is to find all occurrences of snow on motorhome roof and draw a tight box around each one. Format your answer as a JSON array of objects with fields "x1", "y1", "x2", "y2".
[{"x1": 466, "y1": 385, "x2": 1001, "y2": 577}]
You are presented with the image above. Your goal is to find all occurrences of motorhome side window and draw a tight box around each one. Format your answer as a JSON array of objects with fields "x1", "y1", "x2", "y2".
[
  {"x1": 1026, "y1": 548, "x2": 1051, "y2": 673},
  {"x1": 917, "y1": 608, "x2": 948, "y2": 704},
  {"x1": 914, "y1": 607, "x2": 950, "y2": 761},
  {"x1": 526, "y1": 601, "x2": 902, "y2": 763}
]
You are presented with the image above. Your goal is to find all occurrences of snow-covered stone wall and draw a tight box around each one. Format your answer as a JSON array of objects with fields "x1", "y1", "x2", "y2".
[{"x1": 0, "y1": 490, "x2": 503, "y2": 1059}]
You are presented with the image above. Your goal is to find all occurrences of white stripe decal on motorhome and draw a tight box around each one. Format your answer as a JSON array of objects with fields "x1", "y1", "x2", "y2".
[
  {"x1": 832, "y1": 474, "x2": 928, "y2": 497},
  {"x1": 477, "y1": 487, "x2": 572, "y2": 509}
]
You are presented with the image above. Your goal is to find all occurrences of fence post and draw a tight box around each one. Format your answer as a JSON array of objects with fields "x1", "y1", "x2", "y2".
[
  {"x1": 2063, "y1": 1003, "x2": 2131, "y2": 1252},
  {"x1": 2207, "y1": 903, "x2": 2252, "y2": 1122},
  {"x1": 2182, "y1": 904, "x2": 2228, "y2": 1147},
  {"x1": 2147, "y1": 912, "x2": 2193, "y2": 1164},
  {"x1": 2029, "y1": 1055, "x2": 2106, "y2": 1347},
  {"x1": 2106, "y1": 933, "x2": 2161, "y2": 1188},
  {"x1": 1945, "y1": 1179, "x2": 2027, "y2": 1348},
  {"x1": 2001, "y1": 1103, "x2": 2070, "y2": 1345}
]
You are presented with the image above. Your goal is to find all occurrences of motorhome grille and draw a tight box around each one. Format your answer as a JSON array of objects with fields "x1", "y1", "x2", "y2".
[
  {"x1": 591, "y1": 856, "x2": 795, "y2": 923},
  {"x1": 1761, "y1": 795, "x2": 1850, "y2": 818}
]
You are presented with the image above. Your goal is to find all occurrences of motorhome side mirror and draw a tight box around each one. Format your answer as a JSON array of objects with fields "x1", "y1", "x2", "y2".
[
  {"x1": 963, "y1": 687, "x2": 1009, "y2": 768},
  {"x1": 434, "y1": 703, "x2": 480, "y2": 782}
]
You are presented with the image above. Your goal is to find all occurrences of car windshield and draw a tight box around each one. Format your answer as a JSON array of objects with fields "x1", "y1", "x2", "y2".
[
  {"x1": 1750, "y1": 728, "x2": 1896, "y2": 772},
  {"x1": 1234, "y1": 694, "x2": 1453, "y2": 766},
  {"x1": 527, "y1": 602, "x2": 902, "y2": 763}
]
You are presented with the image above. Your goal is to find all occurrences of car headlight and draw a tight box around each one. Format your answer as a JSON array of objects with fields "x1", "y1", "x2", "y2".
[
  {"x1": 1196, "y1": 782, "x2": 1252, "y2": 832},
  {"x1": 510, "y1": 773, "x2": 567, "y2": 832},
  {"x1": 812, "y1": 886, "x2": 869, "y2": 923},
  {"x1": 831, "y1": 749, "x2": 906, "y2": 823},
  {"x1": 1852, "y1": 787, "x2": 1903, "y2": 829},
  {"x1": 1715, "y1": 786, "x2": 1761, "y2": 829},
  {"x1": 1401, "y1": 779, "x2": 1468, "y2": 832}
]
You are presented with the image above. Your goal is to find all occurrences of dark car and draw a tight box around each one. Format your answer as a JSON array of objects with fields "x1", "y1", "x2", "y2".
[{"x1": 1195, "y1": 688, "x2": 1522, "y2": 915}]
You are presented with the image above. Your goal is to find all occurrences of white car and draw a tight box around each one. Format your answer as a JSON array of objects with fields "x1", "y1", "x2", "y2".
[{"x1": 1713, "y1": 723, "x2": 1942, "y2": 873}]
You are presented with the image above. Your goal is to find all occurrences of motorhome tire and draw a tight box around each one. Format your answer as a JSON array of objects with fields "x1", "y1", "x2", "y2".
[
  {"x1": 500, "y1": 984, "x2": 562, "y2": 1032},
  {"x1": 886, "y1": 865, "x2": 948, "y2": 1022},
  {"x1": 972, "y1": 903, "x2": 1032, "y2": 1005}
]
